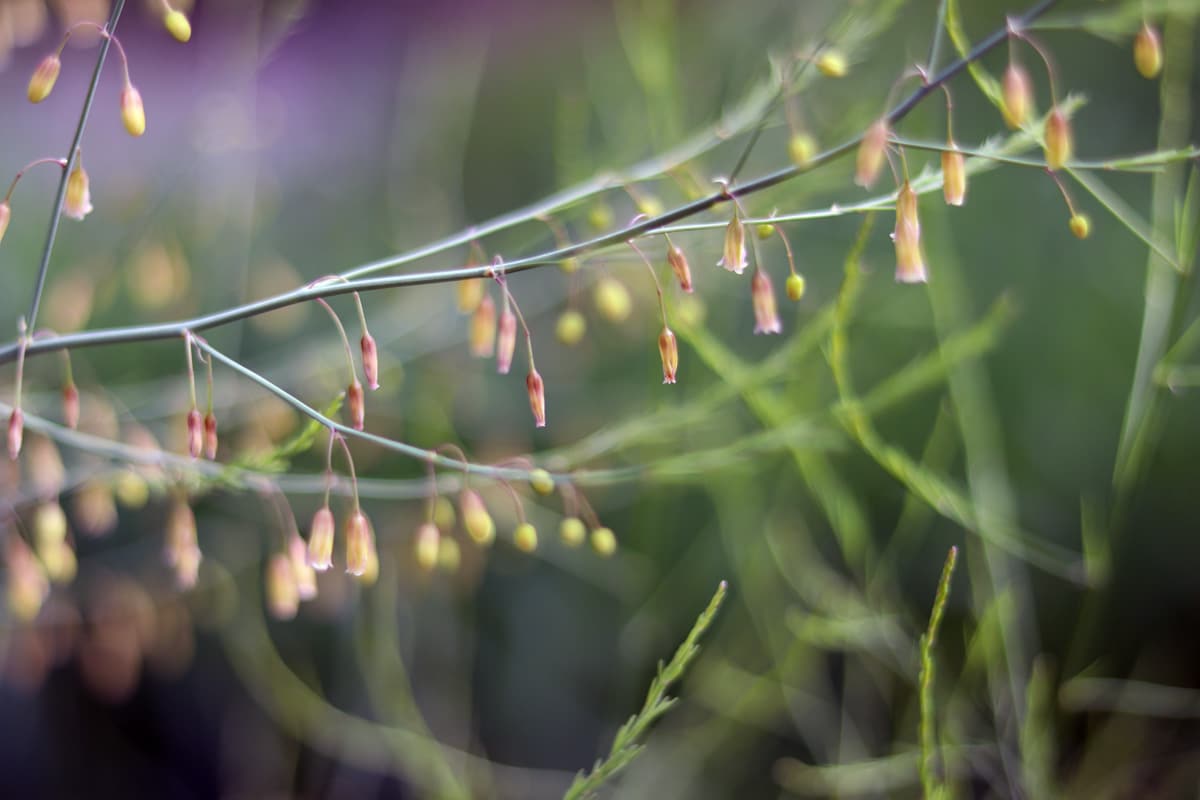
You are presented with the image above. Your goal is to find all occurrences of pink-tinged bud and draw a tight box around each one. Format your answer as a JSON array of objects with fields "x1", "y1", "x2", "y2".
[
  {"x1": 344, "y1": 510, "x2": 374, "y2": 577},
  {"x1": 470, "y1": 294, "x2": 496, "y2": 357},
  {"x1": 1002, "y1": 63, "x2": 1033, "y2": 129},
  {"x1": 8, "y1": 408, "x2": 24, "y2": 460},
  {"x1": 942, "y1": 142, "x2": 967, "y2": 207},
  {"x1": 120, "y1": 84, "x2": 146, "y2": 137},
  {"x1": 164, "y1": 9, "x2": 192, "y2": 43},
  {"x1": 893, "y1": 181, "x2": 928, "y2": 284},
  {"x1": 203, "y1": 412, "x2": 218, "y2": 459},
  {"x1": 460, "y1": 489, "x2": 495, "y2": 545},
  {"x1": 307, "y1": 506, "x2": 335, "y2": 570},
  {"x1": 0, "y1": 201, "x2": 10, "y2": 246},
  {"x1": 288, "y1": 534, "x2": 318, "y2": 600},
  {"x1": 855, "y1": 119, "x2": 889, "y2": 188},
  {"x1": 186, "y1": 408, "x2": 203, "y2": 459},
  {"x1": 526, "y1": 369, "x2": 546, "y2": 428},
  {"x1": 718, "y1": 216, "x2": 747, "y2": 274},
  {"x1": 5, "y1": 536, "x2": 49, "y2": 622},
  {"x1": 496, "y1": 306, "x2": 517, "y2": 374},
  {"x1": 1044, "y1": 107, "x2": 1073, "y2": 171},
  {"x1": 28, "y1": 54, "x2": 61, "y2": 103},
  {"x1": 667, "y1": 246, "x2": 694, "y2": 292},
  {"x1": 1134, "y1": 23, "x2": 1163, "y2": 79},
  {"x1": 360, "y1": 333, "x2": 379, "y2": 390},
  {"x1": 347, "y1": 379, "x2": 365, "y2": 431},
  {"x1": 414, "y1": 522, "x2": 440, "y2": 571},
  {"x1": 457, "y1": 278, "x2": 483, "y2": 314},
  {"x1": 658, "y1": 327, "x2": 678, "y2": 384},
  {"x1": 62, "y1": 383, "x2": 80, "y2": 429},
  {"x1": 751, "y1": 270, "x2": 782, "y2": 334},
  {"x1": 266, "y1": 553, "x2": 299, "y2": 620},
  {"x1": 175, "y1": 544, "x2": 201, "y2": 589},
  {"x1": 64, "y1": 160, "x2": 93, "y2": 221}
]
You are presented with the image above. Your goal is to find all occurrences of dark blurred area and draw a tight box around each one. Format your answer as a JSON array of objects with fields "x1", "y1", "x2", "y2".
[{"x1": 3, "y1": 0, "x2": 1200, "y2": 798}]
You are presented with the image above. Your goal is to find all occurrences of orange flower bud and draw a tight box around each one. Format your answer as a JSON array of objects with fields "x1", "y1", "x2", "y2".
[
  {"x1": 8, "y1": 408, "x2": 24, "y2": 460},
  {"x1": 1044, "y1": 107, "x2": 1073, "y2": 170},
  {"x1": 266, "y1": 553, "x2": 299, "y2": 620},
  {"x1": 414, "y1": 522, "x2": 440, "y2": 571},
  {"x1": 347, "y1": 379, "x2": 365, "y2": 431},
  {"x1": 344, "y1": 509, "x2": 374, "y2": 577},
  {"x1": 164, "y1": 9, "x2": 192, "y2": 43},
  {"x1": 120, "y1": 84, "x2": 146, "y2": 137},
  {"x1": 186, "y1": 408, "x2": 202, "y2": 458},
  {"x1": 855, "y1": 119, "x2": 889, "y2": 188},
  {"x1": 529, "y1": 468, "x2": 555, "y2": 495},
  {"x1": 526, "y1": 369, "x2": 546, "y2": 428},
  {"x1": 469, "y1": 294, "x2": 496, "y2": 357},
  {"x1": 64, "y1": 160, "x2": 93, "y2": 221},
  {"x1": 457, "y1": 278, "x2": 483, "y2": 314},
  {"x1": 751, "y1": 270, "x2": 782, "y2": 334},
  {"x1": 594, "y1": 277, "x2": 633, "y2": 321},
  {"x1": 785, "y1": 273, "x2": 806, "y2": 302},
  {"x1": 590, "y1": 526, "x2": 617, "y2": 557},
  {"x1": 460, "y1": 489, "x2": 496, "y2": 545},
  {"x1": 203, "y1": 411, "x2": 218, "y2": 460},
  {"x1": 893, "y1": 180, "x2": 928, "y2": 284},
  {"x1": 307, "y1": 506, "x2": 335, "y2": 570},
  {"x1": 360, "y1": 332, "x2": 379, "y2": 390},
  {"x1": 667, "y1": 245, "x2": 694, "y2": 293},
  {"x1": 62, "y1": 382, "x2": 80, "y2": 429},
  {"x1": 555, "y1": 310, "x2": 586, "y2": 345},
  {"x1": 0, "y1": 201, "x2": 11, "y2": 246},
  {"x1": 942, "y1": 142, "x2": 967, "y2": 206},
  {"x1": 1069, "y1": 213, "x2": 1091, "y2": 239},
  {"x1": 496, "y1": 306, "x2": 517, "y2": 374},
  {"x1": 1134, "y1": 23, "x2": 1163, "y2": 79},
  {"x1": 513, "y1": 522, "x2": 538, "y2": 552},
  {"x1": 1002, "y1": 63, "x2": 1033, "y2": 129},
  {"x1": 658, "y1": 326, "x2": 678, "y2": 384},
  {"x1": 718, "y1": 216, "x2": 747, "y2": 274},
  {"x1": 28, "y1": 54, "x2": 61, "y2": 103},
  {"x1": 559, "y1": 517, "x2": 586, "y2": 547}
]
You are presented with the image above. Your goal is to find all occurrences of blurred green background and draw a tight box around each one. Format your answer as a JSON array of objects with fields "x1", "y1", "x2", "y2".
[{"x1": 2, "y1": 0, "x2": 1200, "y2": 797}]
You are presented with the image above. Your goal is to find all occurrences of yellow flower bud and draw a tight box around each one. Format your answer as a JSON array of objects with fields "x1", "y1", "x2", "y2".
[
  {"x1": 526, "y1": 369, "x2": 546, "y2": 428},
  {"x1": 756, "y1": 223, "x2": 775, "y2": 240},
  {"x1": 556, "y1": 309, "x2": 586, "y2": 345},
  {"x1": 893, "y1": 180, "x2": 928, "y2": 284},
  {"x1": 529, "y1": 468, "x2": 555, "y2": 495},
  {"x1": 751, "y1": 270, "x2": 782, "y2": 335},
  {"x1": 513, "y1": 522, "x2": 538, "y2": 552},
  {"x1": 1134, "y1": 23, "x2": 1163, "y2": 79},
  {"x1": 560, "y1": 517, "x2": 586, "y2": 547},
  {"x1": 460, "y1": 489, "x2": 496, "y2": 546},
  {"x1": 433, "y1": 496, "x2": 456, "y2": 531},
  {"x1": 636, "y1": 195, "x2": 663, "y2": 218},
  {"x1": 788, "y1": 133, "x2": 818, "y2": 167},
  {"x1": 344, "y1": 510, "x2": 375, "y2": 578},
  {"x1": 785, "y1": 273, "x2": 806, "y2": 302},
  {"x1": 588, "y1": 202, "x2": 614, "y2": 231},
  {"x1": 438, "y1": 537, "x2": 462, "y2": 572},
  {"x1": 594, "y1": 277, "x2": 633, "y2": 322},
  {"x1": 1002, "y1": 63, "x2": 1033, "y2": 129},
  {"x1": 114, "y1": 469, "x2": 149, "y2": 508},
  {"x1": 457, "y1": 278, "x2": 483, "y2": 314},
  {"x1": 560, "y1": 256, "x2": 581, "y2": 274},
  {"x1": 34, "y1": 502, "x2": 68, "y2": 551},
  {"x1": 469, "y1": 294, "x2": 496, "y2": 357},
  {"x1": 815, "y1": 49, "x2": 848, "y2": 78},
  {"x1": 942, "y1": 142, "x2": 966, "y2": 207},
  {"x1": 855, "y1": 119, "x2": 889, "y2": 188},
  {"x1": 266, "y1": 553, "x2": 299, "y2": 620},
  {"x1": 64, "y1": 159, "x2": 93, "y2": 221},
  {"x1": 590, "y1": 527, "x2": 617, "y2": 557},
  {"x1": 164, "y1": 9, "x2": 192, "y2": 43},
  {"x1": 1069, "y1": 213, "x2": 1091, "y2": 239},
  {"x1": 414, "y1": 522, "x2": 440, "y2": 572},
  {"x1": 28, "y1": 54, "x2": 61, "y2": 104},
  {"x1": 121, "y1": 84, "x2": 146, "y2": 137},
  {"x1": 1044, "y1": 106, "x2": 1073, "y2": 170}
]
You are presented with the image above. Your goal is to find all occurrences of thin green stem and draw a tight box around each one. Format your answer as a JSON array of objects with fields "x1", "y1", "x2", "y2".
[{"x1": 25, "y1": 0, "x2": 126, "y2": 334}]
